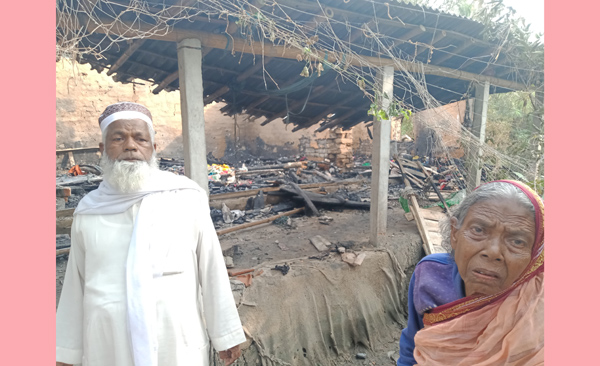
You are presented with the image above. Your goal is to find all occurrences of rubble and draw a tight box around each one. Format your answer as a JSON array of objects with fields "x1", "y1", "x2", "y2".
[
  {"x1": 56, "y1": 149, "x2": 469, "y2": 266},
  {"x1": 272, "y1": 264, "x2": 290, "y2": 275},
  {"x1": 309, "y1": 235, "x2": 331, "y2": 252}
]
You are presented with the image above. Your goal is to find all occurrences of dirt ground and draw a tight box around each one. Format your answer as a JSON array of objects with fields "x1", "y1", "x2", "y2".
[
  {"x1": 219, "y1": 200, "x2": 420, "y2": 269},
  {"x1": 56, "y1": 200, "x2": 424, "y2": 365}
]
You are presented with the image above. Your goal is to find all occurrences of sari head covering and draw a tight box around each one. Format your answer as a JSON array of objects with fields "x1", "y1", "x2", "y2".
[{"x1": 413, "y1": 180, "x2": 544, "y2": 366}]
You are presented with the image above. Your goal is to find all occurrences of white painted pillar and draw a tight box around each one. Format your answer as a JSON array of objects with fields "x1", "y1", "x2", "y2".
[
  {"x1": 177, "y1": 38, "x2": 209, "y2": 196},
  {"x1": 370, "y1": 66, "x2": 394, "y2": 247},
  {"x1": 466, "y1": 81, "x2": 490, "y2": 191}
]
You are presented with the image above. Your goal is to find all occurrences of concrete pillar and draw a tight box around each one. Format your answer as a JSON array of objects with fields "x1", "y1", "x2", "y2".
[
  {"x1": 369, "y1": 66, "x2": 394, "y2": 247},
  {"x1": 466, "y1": 81, "x2": 489, "y2": 192},
  {"x1": 177, "y1": 38, "x2": 209, "y2": 196}
]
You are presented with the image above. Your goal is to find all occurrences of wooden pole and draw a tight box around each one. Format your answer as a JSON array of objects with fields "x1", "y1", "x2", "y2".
[{"x1": 466, "y1": 81, "x2": 490, "y2": 192}]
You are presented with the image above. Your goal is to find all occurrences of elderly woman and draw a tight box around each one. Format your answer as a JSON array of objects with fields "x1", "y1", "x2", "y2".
[{"x1": 397, "y1": 180, "x2": 544, "y2": 366}]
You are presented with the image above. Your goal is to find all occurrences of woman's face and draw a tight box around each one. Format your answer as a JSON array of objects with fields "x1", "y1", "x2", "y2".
[{"x1": 451, "y1": 198, "x2": 536, "y2": 297}]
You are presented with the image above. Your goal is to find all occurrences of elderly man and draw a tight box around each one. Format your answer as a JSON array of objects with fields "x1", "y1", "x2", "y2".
[{"x1": 56, "y1": 102, "x2": 246, "y2": 366}]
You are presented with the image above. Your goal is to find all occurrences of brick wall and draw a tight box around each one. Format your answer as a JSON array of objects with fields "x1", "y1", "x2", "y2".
[
  {"x1": 56, "y1": 59, "x2": 331, "y2": 165},
  {"x1": 55, "y1": 59, "x2": 463, "y2": 169}
]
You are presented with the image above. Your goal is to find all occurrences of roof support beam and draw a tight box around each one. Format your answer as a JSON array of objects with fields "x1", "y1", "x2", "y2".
[
  {"x1": 152, "y1": 47, "x2": 213, "y2": 94},
  {"x1": 315, "y1": 108, "x2": 364, "y2": 133},
  {"x1": 203, "y1": 57, "x2": 273, "y2": 104},
  {"x1": 295, "y1": 94, "x2": 366, "y2": 132},
  {"x1": 242, "y1": 75, "x2": 304, "y2": 115},
  {"x1": 177, "y1": 38, "x2": 209, "y2": 194},
  {"x1": 414, "y1": 31, "x2": 446, "y2": 59},
  {"x1": 393, "y1": 27, "x2": 424, "y2": 45},
  {"x1": 107, "y1": 39, "x2": 146, "y2": 76},
  {"x1": 433, "y1": 40, "x2": 476, "y2": 66},
  {"x1": 466, "y1": 81, "x2": 490, "y2": 192},
  {"x1": 260, "y1": 84, "x2": 330, "y2": 125},
  {"x1": 82, "y1": 16, "x2": 527, "y2": 90},
  {"x1": 370, "y1": 65, "x2": 394, "y2": 247}
]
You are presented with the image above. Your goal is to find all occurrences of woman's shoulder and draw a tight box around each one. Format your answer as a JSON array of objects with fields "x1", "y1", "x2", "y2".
[
  {"x1": 412, "y1": 252, "x2": 463, "y2": 314},
  {"x1": 413, "y1": 253, "x2": 455, "y2": 285},
  {"x1": 417, "y1": 252, "x2": 453, "y2": 266}
]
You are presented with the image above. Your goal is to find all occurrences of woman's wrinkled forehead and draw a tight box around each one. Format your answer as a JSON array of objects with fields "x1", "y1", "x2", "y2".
[
  {"x1": 477, "y1": 180, "x2": 543, "y2": 248},
  {"x1": 466, "y1": 198, "x2": 536, "y2": 236}
]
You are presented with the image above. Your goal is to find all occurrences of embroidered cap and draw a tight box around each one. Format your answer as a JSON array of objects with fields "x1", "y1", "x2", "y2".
[{"x1": 98, "y1": 102, "x2": 154, "y2": 132}]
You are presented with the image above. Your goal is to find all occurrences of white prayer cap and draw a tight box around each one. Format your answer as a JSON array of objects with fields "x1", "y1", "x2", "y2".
[{"x1": 98, "y1": 102, "x2": 154, "y2": 132}]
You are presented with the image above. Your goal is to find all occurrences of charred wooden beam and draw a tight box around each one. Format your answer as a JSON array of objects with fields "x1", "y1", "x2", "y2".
[
  {"x1": 152, "y1": 47, "x2": 213, "y2": 94},
  {"x1": 280, "y1": 186, "x2": 371, "y2": 210},
  {"x1": 260, "y1": 84, "x2": 330, "y2": 125},
  {"x1": 242, "y1": 75, "x2": 304, "y2": 115},
  {"x1": 294, "y1": 94, "x2": 366, "y2": 132},
  {"x1": 204, "y1": 57, "x2": 274, "y2": 104},
  {"x1": 288, "y1": 182, "x2": 320, "y2": 216},
  {"x1": 315, "y1": 104, "x2": 367, "y2": 133},
  {"x1": 216, "y1": 207, "x2": 305, "y2": 236},
  {"x1": 107, "y1": 39, "x2": 146, "y2": 76}
]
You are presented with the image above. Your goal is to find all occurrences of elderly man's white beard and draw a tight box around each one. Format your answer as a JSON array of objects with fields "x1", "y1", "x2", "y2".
[{"x1": 100, "y1": 153, "x2": 159, "y2": 193}]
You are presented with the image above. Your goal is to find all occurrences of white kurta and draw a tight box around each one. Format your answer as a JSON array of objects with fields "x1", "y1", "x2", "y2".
[{"x1": 56, "y1": 188, "x2": 246, "y2": 366}]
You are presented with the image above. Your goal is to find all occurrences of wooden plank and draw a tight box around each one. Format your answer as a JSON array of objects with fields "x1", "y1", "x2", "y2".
[
  {"x1": 56, "y1": 147, "x2": 100, "y2": 154},
  {"x1": 419, "y1": 209, "x2": 447, "y2": 222},
  {"x1": 406, "y1": 174, "x2": 424, "y2": 188},
  {"x1": 424, "y1": 219, "x2": 439, "y2": 232},
  {"x1": 431, "y1": 245, "x2": 447, "y2": 254},
  {"x1": 400, "y1": 159, "x2": 420, "y2": 169},
  {"x1": 393, "y1": 154, "x2": 435, "y2": 255},
  {"x1": 404, "y1": 167, "x2": 427, "y2": 179},
  {"x1": 237, "y1": 169, "x2": 283, "y2": 176},
  {"x1": 246, "y1": 162, "x2": 304, "y2": 171},
  {"x1": 216, "y1": 207, "x2": 304, "y2": 236},
  {"x1": 57, "y1": 248, "x2": 70, "y2": 256},
  {"x1": 289, "y1": 182, "x2": 320, "y2": 216},
  {"x1": 210, "y1": 180, "x2": 362, "y2": 201},
  {"x1": 429, "y1": 232, "x2": 443, "y2": 246}
]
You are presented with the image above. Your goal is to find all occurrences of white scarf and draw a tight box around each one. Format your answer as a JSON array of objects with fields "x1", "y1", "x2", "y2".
[{"x1": 75, "y1": 170, "x2": 202, "y2": 366}]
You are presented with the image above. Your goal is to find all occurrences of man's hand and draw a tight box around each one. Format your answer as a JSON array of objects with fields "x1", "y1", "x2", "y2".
[{"x1": 219, "y1": 344, "x2": 241, "y2": 366}]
